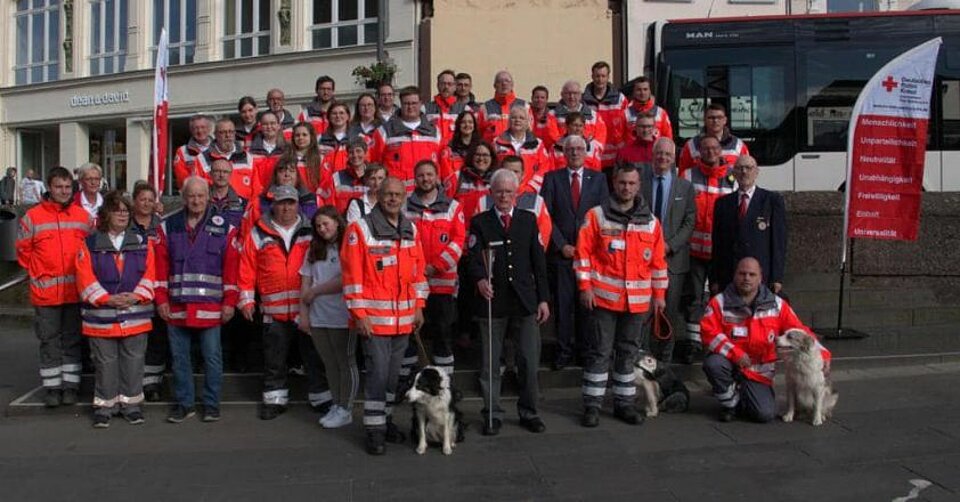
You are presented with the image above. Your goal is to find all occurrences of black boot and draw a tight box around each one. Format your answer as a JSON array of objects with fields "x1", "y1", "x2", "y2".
[{"x1": 366, "y1": 430, "x2": 386, "y2": 455}]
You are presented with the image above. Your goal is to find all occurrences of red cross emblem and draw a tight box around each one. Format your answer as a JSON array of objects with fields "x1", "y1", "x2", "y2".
[{"x1": 881, "y1": 75, "x2": 898, "y2": 92}]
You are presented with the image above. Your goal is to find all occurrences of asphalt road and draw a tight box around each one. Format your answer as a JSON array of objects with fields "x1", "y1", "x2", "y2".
[{"x1": 2, "y1": 323, "x2": 959, "y2": 501}]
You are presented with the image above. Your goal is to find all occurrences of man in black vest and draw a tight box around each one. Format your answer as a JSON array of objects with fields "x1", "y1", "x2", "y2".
[{"x1": 468, "y1": 169, "x2": 550, "y2": 436}]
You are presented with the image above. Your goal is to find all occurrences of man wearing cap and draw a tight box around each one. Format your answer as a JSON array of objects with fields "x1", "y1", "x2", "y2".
[{"x1": 239, "y1": 185, "x2": 320, "y2": 420}]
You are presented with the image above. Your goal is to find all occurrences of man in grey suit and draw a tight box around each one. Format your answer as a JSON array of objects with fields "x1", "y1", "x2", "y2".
[{"x1": 641, "y1": 138, "x2": 696, "y2": 363}]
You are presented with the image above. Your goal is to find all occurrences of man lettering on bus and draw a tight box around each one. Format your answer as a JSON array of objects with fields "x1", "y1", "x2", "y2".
[{"x1": 678, "y1": 103, "x2": 749, "y2": 178}]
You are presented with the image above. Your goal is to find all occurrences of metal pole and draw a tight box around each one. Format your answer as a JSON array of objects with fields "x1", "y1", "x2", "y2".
[
  {"x1": 836, "y1": 253, "x2": 846, "y2": 337},
  {"x1": 376, "y1": 0, "x2": 386, "y2": 62}
]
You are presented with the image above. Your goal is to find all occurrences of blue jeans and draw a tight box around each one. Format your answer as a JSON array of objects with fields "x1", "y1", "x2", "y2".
[{"x1": 167, "y1": 324, "x2": 222, "y2": 410}]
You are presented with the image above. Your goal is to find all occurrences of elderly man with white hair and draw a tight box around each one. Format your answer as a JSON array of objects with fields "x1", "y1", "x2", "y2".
[
  {"x1": 541, "y1": 135, "x2": 609, "y2": 370},
  {"x1": 155, "y1": 176, "x2": 241, "y2": 424},
  {"x1": 467, "y1": 168, "x2": 550, "y2": 436},
  {"x1": 551, "y1": 80, "x2": 607, "y2": 147}
]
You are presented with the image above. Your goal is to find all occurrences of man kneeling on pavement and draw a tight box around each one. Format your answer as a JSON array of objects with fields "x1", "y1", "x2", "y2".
[{"x1": 701, "y1": 257, "x2": 831, "y2": 423}]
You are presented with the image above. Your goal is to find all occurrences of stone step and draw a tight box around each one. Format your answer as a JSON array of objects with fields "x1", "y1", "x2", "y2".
[
  {"x1": 798, "y1": 305, "x2": 960, "y2": 330},
  {"x1": 786, "y1": 287, "x2": 941, "y2": 310},
  {"x1": 9, "y1": 348, "x2": 960, "y2": 416}
]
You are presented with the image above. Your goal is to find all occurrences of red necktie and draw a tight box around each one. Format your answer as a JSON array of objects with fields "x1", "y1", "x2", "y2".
[
  {"x1": 501, "y1": 213, "x2": 512, "y2": 231},
  {"x1": 571, "y1": 171, "x2": 581, "y2": 212},
  {"x1": 739, "y1": 192, "x2": 749, "y2": 220}
]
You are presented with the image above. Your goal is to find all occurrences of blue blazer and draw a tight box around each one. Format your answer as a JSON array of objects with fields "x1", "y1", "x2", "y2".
[
  {"x1": 710, "y1": 187, "x2": 787, "y2": 289},
  {"x1": 540, "y1": 167, "x2": 609, "y2": 261}
]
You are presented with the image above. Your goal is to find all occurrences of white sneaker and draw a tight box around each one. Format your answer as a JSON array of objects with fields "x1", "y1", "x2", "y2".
[
  {"x1": 322, "y1": 406, "x2": 353, "y2": 429},
  {"x1": 318, "y1": 405, "x2": 340, "y2": 427}
]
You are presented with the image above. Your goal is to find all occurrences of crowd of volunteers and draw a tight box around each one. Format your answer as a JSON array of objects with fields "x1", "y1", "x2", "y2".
[{"x1": 15, "y1": 62, "x2": 829, "y2": 454}]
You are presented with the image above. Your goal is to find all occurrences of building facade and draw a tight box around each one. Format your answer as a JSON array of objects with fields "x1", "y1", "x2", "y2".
[{"x1": 1, "y1": 0, "x2": 421, "y2": 192}]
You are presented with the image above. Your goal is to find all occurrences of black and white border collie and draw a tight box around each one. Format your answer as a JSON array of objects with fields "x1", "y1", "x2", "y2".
[{"x1": 405, "y1": 366, "x2": 465, "y2": 455}]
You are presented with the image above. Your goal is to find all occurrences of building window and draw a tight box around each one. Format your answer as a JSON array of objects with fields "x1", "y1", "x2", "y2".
[
  {"x1": 14, "y1": 0, "x2": 60, "y2": 85},
  {"x1": 223, "y1": 0, "x2": 271, "y2": 59},
  {"x1": 827, "y1": 0, "x2": 878, "y2": 11},
  {"x1": 153, "y1": 0, "x2": 197, "y2": 65},
  {"x1": 89, "y1": 0, "x2": 128, "y2": 75},
  {"x1": 310, "y1": 0, "x2": 379, "y2": 50}
]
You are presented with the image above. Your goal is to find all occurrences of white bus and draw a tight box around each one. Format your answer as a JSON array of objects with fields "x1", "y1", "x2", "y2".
[{"x1": 647, "y1": 9, "x2": 960, "y2": 191}]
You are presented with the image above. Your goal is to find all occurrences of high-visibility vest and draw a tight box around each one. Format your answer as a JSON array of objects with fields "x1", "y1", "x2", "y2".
[
  {"x1": 75, "y1": 231, "x2": 156, "y2": 338},
  {"x1": 156, "y1": 209, "x2": 240, "y2": 328}
]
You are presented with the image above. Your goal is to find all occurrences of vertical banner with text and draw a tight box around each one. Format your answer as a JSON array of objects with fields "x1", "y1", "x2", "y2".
[
  {"x1": 844, "y1": 38, "x2": 942, "y2": 244},
  {"x1": 152, "y1": 28, "x2": 170, "y2": 194}
]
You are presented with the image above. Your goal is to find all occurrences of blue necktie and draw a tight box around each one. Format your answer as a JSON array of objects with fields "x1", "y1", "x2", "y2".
[{"x1": 654, "y1": 176, "x2": 664, "y2": 221}]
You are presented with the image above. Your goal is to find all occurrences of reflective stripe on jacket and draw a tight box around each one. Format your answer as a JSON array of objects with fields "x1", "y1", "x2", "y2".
[
  {"x1": 372, "y1": 117, "x2": 442, "y2": 190},
  {"x1": 341, "y1": 209, "x2": 427, "y2": 336},
  {"x1": 75, "y1": 232, "x2": 156, "y2": 338},
  {"x1": 700, "y1": 285, "x2": 832, "y2": 386},
  {"x1": 685, "y1": 160, "x2": 736, "y2": 260},
  {"x1": 404, "y1": 193, "x2": 466, "y2": 295},
  {"x1": 582, "y1": 84, "x2": 628, "y2": 166},
  {"x1": 678, "y1": 132, "x2": 749, "y2": 179},
  {"x1": 17, "y1": 198, "x2": 92, "y2": 306},
  {"x1": 239, "y1": 215, "x2": 312, "y2": 323},
  {"x1": 493, "y1": 131, "x2": 552, "y2": 192},
  {"x1": 155, "y1": 209, "x2": 240, "y2": 328},
  {"x1": 575, "y1": 201, "x2": 668, "y2": 313}
]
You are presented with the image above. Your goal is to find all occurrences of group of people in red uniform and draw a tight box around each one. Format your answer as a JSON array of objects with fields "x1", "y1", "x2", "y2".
[{"x1": 16, "y1": 61, "x2": 830, "y2": 454}]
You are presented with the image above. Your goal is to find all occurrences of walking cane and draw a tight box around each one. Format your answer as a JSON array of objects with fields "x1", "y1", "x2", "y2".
[{"x1": 482, "y1": 247, "x2": 495, "y2": 432}]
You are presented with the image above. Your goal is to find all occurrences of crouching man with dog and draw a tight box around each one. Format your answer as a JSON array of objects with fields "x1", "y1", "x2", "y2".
[
  {"x1": 701, "y1": 257, "x2": 831, "y2": 423},
  {"x1": 576, "y1": 164, "x2": 669, "y2": 427}
]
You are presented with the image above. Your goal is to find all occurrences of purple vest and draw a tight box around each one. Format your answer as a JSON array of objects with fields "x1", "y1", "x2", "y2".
[
  {"x1": 81, "y1": 232, "x2": 154, "y2": 325},
  {"x1": 211, "y1": 189, "x2": 247, "y2": 229},
  {"x1": 164, "y1": 208, "x2": 230, "y2": 305}
]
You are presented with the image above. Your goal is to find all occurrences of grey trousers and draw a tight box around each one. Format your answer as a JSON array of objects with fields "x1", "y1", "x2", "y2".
[
  {"x1": 644, "y1": 271, "x2": 687, "y2": 363},
  {"x1": 682, "y1": 258, "x2": 711, "y2": 344},
  {"x1": 702, "y1": 353, "x2": 776, "y2": 423},
  {"x1": 582, "y1": 307, "x2": 642, "y2": 409},
  {"x1": 309, "y1": 327, "x2": 357, "y2": 409},
  {"x1": 89, "y1": 334, "x2": 148, "y2": 418},
  {"x1": 476, "y1": 314, "x2": 541, "y2": 421},
  {"x1": 35, "y1": 304, "x2": 83, "y2": 390},
  {"x1": 362, "y1": 334, "x2": 409, "y2": 430}
]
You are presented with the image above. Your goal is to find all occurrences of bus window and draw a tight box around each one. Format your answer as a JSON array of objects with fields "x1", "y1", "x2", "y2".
[
  {"x1": 662, "y1": 45, "x2": 796, "y2": 166},
  {"x1": 940, "y1": 79, "x2": 960, "y2": 150},
  {"x1": 798, "y1": 39, "x2": 933, "y2": 152}
]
